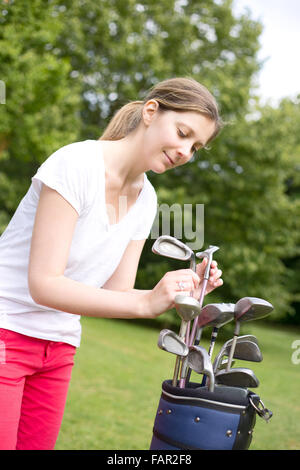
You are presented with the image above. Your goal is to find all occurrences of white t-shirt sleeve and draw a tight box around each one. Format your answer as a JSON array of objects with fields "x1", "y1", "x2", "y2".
[
  {"x1": 31, "y1": 142, "x2": 90, "y2": 215},
  {"x1": 131, "y1": 184, "x2": 157, "y2": 240}
]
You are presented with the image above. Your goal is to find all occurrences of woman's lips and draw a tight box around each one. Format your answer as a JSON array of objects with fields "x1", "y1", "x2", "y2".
[{"x1": 163, "y1": 151, "x2": 174, "y2": 165}]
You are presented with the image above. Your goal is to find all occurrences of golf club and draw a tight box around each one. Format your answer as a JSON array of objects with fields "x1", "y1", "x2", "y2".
[
  {"x1": 226, "y1": 297, "x2": 273, "y2": 371},
  {"x1": 172, "y1": 295, "x2": 202, "y2": 386},
  {"x1": 180, "y1": 345, "x2": 215, "y2": 392},
  {"x1": 199, "y1": 303, "x2": 235, "y2": 386},
  {"x1": 203, "y1": 303, "x2": 235, "y2": 356},
  {"x1": 157, "y1": 328, "x2": 189, "y2": 357},
  {"x1": 213, "y1": 337, "x2": 262, "y2": 373},
  {"x1": 152, "y1": 235, "x2": 196, "y2": 273},
  {"x1": 152, "y1": 235, "x2": 196, "y2": 344},
  {"x1": 188, "y1": 245, "x2": 220, "y2": 347},
  {"x1": 215, "y1": 367, "x2": 260, "y2": 388},
  {"x1": 217, "y1": 358, "x2": 236, "y2": 370},
  {"x1": 184, "y1": 302, "x2": 234, "y2": 386}
]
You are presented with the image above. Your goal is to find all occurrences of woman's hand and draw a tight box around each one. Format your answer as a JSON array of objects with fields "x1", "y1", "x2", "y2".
[
  {"x1": 143, "y1": 269, "x2": 200, "y2": 318},
  {"x1": 142, "y1": 259, "x2": 223, "y2": 319},
  {"x1": 195, "y1": 257, "x2": 223, "y2": 297}
]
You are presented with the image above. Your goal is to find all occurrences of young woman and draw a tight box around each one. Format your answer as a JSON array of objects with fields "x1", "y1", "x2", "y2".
[{"x1": 0, "y1": 77, "x2": 223, "y2": 450}]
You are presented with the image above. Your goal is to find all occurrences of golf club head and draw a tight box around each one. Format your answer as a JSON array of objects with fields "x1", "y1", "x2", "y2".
[
  {"x1": 219, "y1": 334, "x2": 259, "y2": 350},
  {"x1": 157, "y1": 329, "x2": 189, "y2": 356},
  {"x1": 213, "y1": 335, "x2": 260, "y2": 373},
  {"x1": 174, "y1": 295, "x2": 202, "y2": 322},
  {"x1": 218, "y1": 358, "x2": 236, "y2": 370},
  {"x1": 215, "y1": 367, "x2": 260, "y2": 388},
  {"x1": 231, "y1": 340, "x2": 262, "y2": 362},
  {"x1": 187, "y1": 345, "x2": 215, "y2": 392},
  {"x1": 198, "y1": 303, "x2": 235, "y2": 328},
  {"x1": 234, "y1": 297, "x2": 274, "y2": 322},
  {"x1": 152, "y1": 235, "x2": 193, "y2": 262},
  {"x1": 213, "y1": 341, "x2": 262, "y2": 373},
  {"x1": 196, "y1": 245, "x2": 219, "y2": 279}
]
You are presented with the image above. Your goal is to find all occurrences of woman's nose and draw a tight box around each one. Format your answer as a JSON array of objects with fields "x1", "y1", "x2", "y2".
[{"x1": 177, "y1": 144, "x2": 193, "y2": 161}]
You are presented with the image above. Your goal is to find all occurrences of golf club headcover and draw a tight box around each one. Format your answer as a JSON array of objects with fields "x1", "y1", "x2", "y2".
[{"x1": 150, "y1": 380, "x2": 265, "y2": 450}]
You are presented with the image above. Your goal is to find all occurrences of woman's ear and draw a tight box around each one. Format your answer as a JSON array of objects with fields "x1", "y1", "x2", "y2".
[{"x1": 142, "y1": 99, "x2": 160, "y2": 126}]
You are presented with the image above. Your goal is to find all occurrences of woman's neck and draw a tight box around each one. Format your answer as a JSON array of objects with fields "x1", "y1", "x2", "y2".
[{"x1": 100, "y1": 130, "x2": 148, "y2": 187}]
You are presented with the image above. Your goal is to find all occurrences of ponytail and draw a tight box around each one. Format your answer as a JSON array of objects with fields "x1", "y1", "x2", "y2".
[
  {"x1": 99, "y1": 101, "x2": 144, "y2": 141},
  {"x1": 99, "y1": 78, "x2": 222, "y2": 142}
]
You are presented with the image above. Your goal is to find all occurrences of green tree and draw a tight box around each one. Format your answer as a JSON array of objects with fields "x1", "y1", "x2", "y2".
[
  {"x1": 248, "y1": 98, "x2": 300, "y2": 323},
  {"x1": 0, "y1": 0, "x2": 81, "y2": 231}
]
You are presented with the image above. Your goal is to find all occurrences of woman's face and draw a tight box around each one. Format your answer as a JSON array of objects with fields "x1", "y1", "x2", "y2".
[{"x1": 141, "y1": 101, "x2": 216, "y2": 174}]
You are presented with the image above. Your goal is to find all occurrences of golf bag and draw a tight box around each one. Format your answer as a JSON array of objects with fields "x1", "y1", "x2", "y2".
[{"x1": 150, "y1": 380, "x2": 272, "y2": 450}]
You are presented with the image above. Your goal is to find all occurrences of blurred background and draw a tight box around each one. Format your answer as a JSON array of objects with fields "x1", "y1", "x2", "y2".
[
  {"x1": 1, "y1": 0, "x2": 298, "y2": 325},
  {"x1": 0, "y1": 0, "x2": 299, "y2": 450}
]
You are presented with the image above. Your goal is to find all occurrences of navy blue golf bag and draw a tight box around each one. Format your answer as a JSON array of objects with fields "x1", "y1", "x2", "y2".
[{"x1": 150, "y1": 380, "x2": 272, "y2": 450}]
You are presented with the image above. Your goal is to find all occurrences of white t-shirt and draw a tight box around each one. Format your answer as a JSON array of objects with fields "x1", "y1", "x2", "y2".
[{"x1": 0, "y1": 140, "x2": 157, "y2": 347}]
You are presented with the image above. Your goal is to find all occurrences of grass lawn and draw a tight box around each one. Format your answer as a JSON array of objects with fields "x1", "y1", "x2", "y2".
[{"x1": 55, "y1": 316, "x2": 300, "y2": 450}]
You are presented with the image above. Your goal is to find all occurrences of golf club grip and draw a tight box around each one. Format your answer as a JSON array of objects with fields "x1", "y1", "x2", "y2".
[{"x1": 196, "y1": 252, "x2": 211, "y2": 279}]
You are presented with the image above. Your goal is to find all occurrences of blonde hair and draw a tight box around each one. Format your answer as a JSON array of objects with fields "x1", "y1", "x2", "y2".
[{"x1": 99, "y1": 77, "x2": 222, "y2": 143}]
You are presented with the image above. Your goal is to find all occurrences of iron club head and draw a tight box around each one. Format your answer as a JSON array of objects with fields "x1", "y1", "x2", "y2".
[
  {"x1": 215, "y1": 367, "x2": 260, "y2": 388},
  {"x1": 185, "y1": 345, "x2": 215, "y2": 392},
  {"x1": 225, "y1": 297, "x2": 273, "y2": 371},
  {"x1": 157, "y1": 329, "x2": 189, "y2": 356},
  {"x1": 213, "y1": 337, "x2": 262, "y2": 373},
  {"x1": 152, "y1": 235, "x2": 194, "y2": 263}
]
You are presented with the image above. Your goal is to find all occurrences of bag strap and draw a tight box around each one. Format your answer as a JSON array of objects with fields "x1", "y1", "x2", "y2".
[{"x1": 249, "y1": 393, "x2": 273, "y2": 423}]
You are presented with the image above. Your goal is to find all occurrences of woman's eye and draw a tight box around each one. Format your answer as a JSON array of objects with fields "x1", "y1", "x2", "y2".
[{"x1": 178, "y1": 129, "x2": 186, "y2": 137}]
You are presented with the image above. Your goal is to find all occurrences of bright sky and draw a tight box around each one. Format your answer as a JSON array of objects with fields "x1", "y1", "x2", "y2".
[{"x1": 232, "y1": 0, "x2": 300, "y2": 105}]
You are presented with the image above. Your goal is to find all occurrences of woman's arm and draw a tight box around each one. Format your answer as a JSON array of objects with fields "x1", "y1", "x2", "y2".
[
  {"x1": 28, "y1": 184, "x2": 151, "y2": 318},
  {"x1": 102, "y1": 239, "x2": 147, "y2": 292},
  {"x1": 103, "y1": 239, "x2": 223, "y2": 296},
  {"x1": 28, "y1": 184, "x2": 200, "y2": 319}
]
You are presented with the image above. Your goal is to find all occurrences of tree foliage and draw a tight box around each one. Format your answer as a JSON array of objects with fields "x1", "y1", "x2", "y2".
[{"x1": 0, "y1": 0, "x2": 299, "y2": 323}]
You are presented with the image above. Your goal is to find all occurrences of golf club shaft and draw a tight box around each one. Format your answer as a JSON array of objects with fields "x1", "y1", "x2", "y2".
[
  {"x1": 201, "y1": 326, "x2": 219, "y2": 386},
  {"x1": 179, "y1": 255, "x2": 197, "y2": 387},
  {"x1": 179, "y1": 361, "x2": 187, "y2": 388},
  {"x1": 208, "y1": 326, "x2": 219, "y2": 356},
  {"x1": 189, "y1": 278, "x2": 208, "y2": 347},
  {"x1": 172, "y1": 321, "x2": 188, "y2": 386},
  {"x1": 172, "y1": 356, "x2": 182, "y2": 386},
  {"x1": 226, "y1": 322, "x2": 241, "y2": 371},
  {"x1": 185, "y1": 256, "x2": 196, "y2": 345},
  {"x1": 179, "y1": 328, "x2": 203, "y2": 388},
  {"x1": 180, "y1": 279, "x2": 207, "y2": 388},
  {"x1": 182, "y1": 326, "x2": 204, "y2": 386}
]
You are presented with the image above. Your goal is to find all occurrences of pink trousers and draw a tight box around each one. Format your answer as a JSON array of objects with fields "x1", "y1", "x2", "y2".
[{"x1": 0, "y1": 328, "x2": 76, "y2": 450}]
